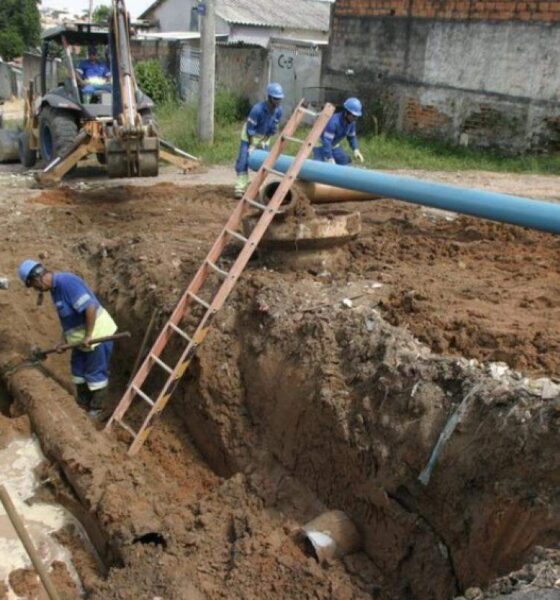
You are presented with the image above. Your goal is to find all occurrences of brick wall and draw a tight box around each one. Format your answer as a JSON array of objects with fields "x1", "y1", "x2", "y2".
[
  {"x1": 322, "y1": 1, "x2": 560, "y2": 152},
  {"x1": 334, "y1": 0, "x2": 560, "y2": 22}
]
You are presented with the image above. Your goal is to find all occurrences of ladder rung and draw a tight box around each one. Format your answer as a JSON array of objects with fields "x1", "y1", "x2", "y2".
[
  {"x1": 225, "y1": 227, "x2": 249, "y2": 243},
  {"x1": 298, "y1": 107, "x2": 318, "y2": 118},
  {"x1": 244, "y1": 197, "x2": 270, "y2": 211},
  {"x1": 282, "y1": 135, "x2": 304, "y2": 144},
  {"x1": 264, "y1": 166, "x2": 289, "y2": 178},
  {"x1": 206, "y1": 259, "x2": 229, "y2": 278},
  {"x1": 114, "y1": 418, "x2": 137, "y2": 438},
  {"x1": 188, "y1": 291, "x2": 211, "y2": 310},
  {"x1": 168, "y1": 322, "x2": 192, "y2": 342},
  {"x1": 150, "y1": 353, "x2": 173, "y2": 374},
  {"x1": 132, "y1": 384, "x2": 154, "y2": 406}
]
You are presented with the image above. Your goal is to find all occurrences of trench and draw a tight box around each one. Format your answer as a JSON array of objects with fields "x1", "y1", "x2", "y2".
[{"x1": 2, "y1": 180, "x2": 560, "y2": 598}]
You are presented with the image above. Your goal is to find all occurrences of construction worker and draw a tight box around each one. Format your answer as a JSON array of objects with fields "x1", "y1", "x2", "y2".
[
  {"x1": 76, "y1": 46, "x2": 111, "y2": 103},
  {"x1": 314, "y1": 97, "x2": 364, "y2": 165},
  {"x1": 18, "y1": 260, "x2": 117, "y2": 418},
  {"x1": 234, "y1": 82, "x2": 284, "y2": 198}
]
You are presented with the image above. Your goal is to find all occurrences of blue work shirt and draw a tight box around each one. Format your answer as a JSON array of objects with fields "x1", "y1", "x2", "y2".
[
  {"x1": 50, "y1": 273, "x2": 100, "y2": 334},
  {"x1": 241, "y1": 101, "x2": 283, "y2": 141},
  {"x1": 318, "y1": 111, "x2": 359, "y2": 159},
  {"x1": 77, "y1": 59, "x2": 110, "y2": 80}
]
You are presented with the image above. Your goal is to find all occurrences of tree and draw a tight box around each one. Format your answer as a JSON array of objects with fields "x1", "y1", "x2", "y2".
[
  {"x1": 92, "y1": 4, "x2": 111, "y2": 25},
  {"x1": 0, "y1": 30, "x2": 25, "y2": 62},
  {"x1": 0, "y1": 0, "x2": 40, "y2": 60}
]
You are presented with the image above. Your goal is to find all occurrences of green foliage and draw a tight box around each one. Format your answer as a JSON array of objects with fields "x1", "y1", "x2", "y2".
[
  {"x1": 92, "y1": 4, "x2": 111, "y2": 25},
  {"x1": 214, "y1": 90, "x2": 250, "y2": 126},
  {"x1": 0, "y1": 0, "x2": 40, "y2": 59},
  {"x1": 156, "y1": 99, "x2": 560, "y2": 174},
  {"x1": 135, "y1": 60, "x2": 175, "y2": 105},
  {"x1": 0, "y1": 30, "x2": 25, "y2": 62}
]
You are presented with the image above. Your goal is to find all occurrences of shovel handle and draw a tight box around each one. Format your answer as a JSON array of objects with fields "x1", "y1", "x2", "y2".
[{"x1": 42, "y1": 331, "x2": 131, "y2": 357}]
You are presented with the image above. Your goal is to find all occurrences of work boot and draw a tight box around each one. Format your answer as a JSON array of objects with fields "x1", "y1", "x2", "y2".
[
  {"x1": 88, "y1": 388, "x2": 108, "y2": 420},
  {"x1": 234, "y1": 173, "x2": 249, "y2": 198},
  {"x1": 76, "y1": 383, "x2": 92, "y2": 410}
]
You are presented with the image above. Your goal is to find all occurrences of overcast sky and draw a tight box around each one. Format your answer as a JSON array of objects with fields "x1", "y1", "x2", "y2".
[{"x1": 42, "y1": 0, "x2": 154, "y2": 19}]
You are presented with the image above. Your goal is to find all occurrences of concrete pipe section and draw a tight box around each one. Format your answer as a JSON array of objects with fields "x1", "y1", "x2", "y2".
[
  {"x1": 242, "y1": 205, "x2": 361, "y2": 270},
  {"x1": 261, "y1": 180, "x2": 380, "y2": 206},
  {"x1": 302, "y1": 510, "x2": 361, "y2": 563}
]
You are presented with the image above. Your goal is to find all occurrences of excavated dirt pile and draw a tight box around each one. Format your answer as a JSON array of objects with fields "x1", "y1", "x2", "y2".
[{"x1": 1, "y1": 172, "x2": 560, "y2": 599}]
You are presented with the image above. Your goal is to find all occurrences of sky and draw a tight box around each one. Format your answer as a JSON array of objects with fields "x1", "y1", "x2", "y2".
[{"x1": 42, "y1": 0, "x2": 155, "y2": 19}]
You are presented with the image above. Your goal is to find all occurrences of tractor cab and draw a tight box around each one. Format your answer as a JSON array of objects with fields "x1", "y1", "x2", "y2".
[{"x1": 41, "y1": 23, "x2": 115, "y2": 120}]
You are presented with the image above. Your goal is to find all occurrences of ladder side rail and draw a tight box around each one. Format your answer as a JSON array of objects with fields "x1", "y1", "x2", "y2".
[
  {"x1": 109, "y1": 101, "x2": 333, "y2": 442},
  {"x1": 125, "y1": 104, "x2": 336, "y2": 453}
]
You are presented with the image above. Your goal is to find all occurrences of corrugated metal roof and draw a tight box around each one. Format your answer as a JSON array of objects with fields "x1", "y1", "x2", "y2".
[
  {"x1": 216, "y1": 0, "x2": 331, "y2": 31},
  {"x1": 140, "y1": 0, "x2": 331, "y2": 32}
]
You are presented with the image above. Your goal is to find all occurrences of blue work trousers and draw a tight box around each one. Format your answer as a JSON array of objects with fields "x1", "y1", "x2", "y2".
[
  {"x1": 235, "y1": 140, "x2": 251, "y2": 175},
  {"x1": 313, "y1": 146, "x2": 352, "y2": 165},
  {"x1": 71, "y1": 341, "x2": 113, "y2": 391}
]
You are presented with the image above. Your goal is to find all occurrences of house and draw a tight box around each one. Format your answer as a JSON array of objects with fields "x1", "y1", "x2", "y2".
[
  {"x1": 139, "y1": 0, "x2": 332, "y2": 113},
  {"x1": 139, "y1": 0, "x2": 331, "y2": 47},
  {"x1": 322, "y1": 0, "x2": 560, "y2": 153}
]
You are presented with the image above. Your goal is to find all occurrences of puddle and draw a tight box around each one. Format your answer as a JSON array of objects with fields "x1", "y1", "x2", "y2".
[{"x1": 0, "y1": 437, "x2": 84, "y2": 598}]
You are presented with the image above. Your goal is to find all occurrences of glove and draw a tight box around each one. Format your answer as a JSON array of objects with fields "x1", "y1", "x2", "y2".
[
  {"x1": 353, "y1": 149, "x2": 364, "y2": 163},
  {"x1": 248, "y1": 144, "x2": 256, "y2": 155},
  {"x1": 258, "y1": 138, "x2": 270, "y2": 150},
  {"x1": 327, "y1": 158, "x2": 336, "y2": 164}
]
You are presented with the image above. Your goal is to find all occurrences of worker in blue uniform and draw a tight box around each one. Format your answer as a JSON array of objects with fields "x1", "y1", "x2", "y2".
[
  {"x1": 234, "y1": 82, "x2": 284, "y2": 198},
  {"x1": 76, "y1": 46, "x2": 111, "y2": 104},
  {"x1": 314, "y1": 97, "x2": 364, "y2": 165},
  {"x1": 18, "y1": 259, "x2": 118, "y2": 418}
]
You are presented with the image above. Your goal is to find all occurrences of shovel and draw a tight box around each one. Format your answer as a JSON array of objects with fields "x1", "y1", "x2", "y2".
[{"x1": 4, "y1": 332, "x2": 131, "y2": 376}]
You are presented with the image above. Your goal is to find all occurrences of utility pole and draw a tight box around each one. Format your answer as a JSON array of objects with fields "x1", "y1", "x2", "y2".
[
  {"x1": 88, "y1": 0, "x2": 94, "y2": 21},
  {"x1": 197, "y1": 0, "x2": 215, "y2": 143}
]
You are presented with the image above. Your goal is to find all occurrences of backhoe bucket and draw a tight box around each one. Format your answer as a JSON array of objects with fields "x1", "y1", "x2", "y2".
[{"x1": 105, "y1": 135, "x2": 159, "y2": 178}]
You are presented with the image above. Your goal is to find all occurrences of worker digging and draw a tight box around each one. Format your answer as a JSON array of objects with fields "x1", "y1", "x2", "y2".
[{"x1": 18, "y1": 259, "x2": 118, "y2": 418}]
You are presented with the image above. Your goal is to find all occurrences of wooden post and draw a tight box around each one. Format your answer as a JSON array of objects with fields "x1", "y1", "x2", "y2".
[
  {"x1": 0, "y1": 484, "x2": 62, "y2": 600},
  {"x1": 197, "y1": 0, "x2": 216, "y2": 143}
]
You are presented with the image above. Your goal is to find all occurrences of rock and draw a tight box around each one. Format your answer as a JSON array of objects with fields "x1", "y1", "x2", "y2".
[{"x1": 464, "y1": 587, "x2": 483, "y2": 600}]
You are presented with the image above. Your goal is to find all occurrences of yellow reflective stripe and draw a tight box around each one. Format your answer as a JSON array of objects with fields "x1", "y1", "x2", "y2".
[
  {"x1": 240, "y1": 122, "x2": 265, "y2": 145},
  {"x1": 64, "y1": 307, "x2": 117, "y2": 348}
]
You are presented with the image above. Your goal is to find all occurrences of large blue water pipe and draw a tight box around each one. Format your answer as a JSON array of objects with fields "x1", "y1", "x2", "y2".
[{"x1": 249, "y1": 150, "x2": 560, "y2": 235}]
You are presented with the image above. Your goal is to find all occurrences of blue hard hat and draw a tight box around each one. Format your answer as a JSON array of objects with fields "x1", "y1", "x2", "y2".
[
  {"x1": 267, "y1": 82, "x2": 284, "y2": 100},
  {"x1": 18, "y1": 259, "x2": 43, "y2": 287},
  {"x1": 343, "y1": 97, "x2": 362, "y2": 117}
]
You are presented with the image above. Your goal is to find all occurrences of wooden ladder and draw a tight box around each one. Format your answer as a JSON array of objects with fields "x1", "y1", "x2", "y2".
[{"x1": 105, "y1": 100, "x2": 335, "y2": 455}]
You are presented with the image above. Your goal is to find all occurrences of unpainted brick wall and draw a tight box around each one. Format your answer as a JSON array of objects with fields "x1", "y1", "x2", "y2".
[
  {"x1": 323, "y1": 0, "x2": 560, "y2": 152},
  {"x1": 334, "y1": 0, "x2": 560, "y2": 22}
]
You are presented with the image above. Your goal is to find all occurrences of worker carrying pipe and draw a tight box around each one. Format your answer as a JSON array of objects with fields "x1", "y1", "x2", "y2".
[
  {"x1": 234, "y1": 82, "x2": 284, "y2": 198},
  {"x1": 18, "y1": 260, "x2": 118, "y2": 418},
  {"x1": 313, "y1": 97, "x2": 365, "y2": 165}
]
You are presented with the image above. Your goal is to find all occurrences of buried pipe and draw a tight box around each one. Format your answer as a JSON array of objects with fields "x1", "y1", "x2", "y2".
[
  {"x1": 250, "y1": 151, "x2": 560, "y2": 235},
  {"x1": 302, "y1": 510, "x2": 361, "y2": 563}
]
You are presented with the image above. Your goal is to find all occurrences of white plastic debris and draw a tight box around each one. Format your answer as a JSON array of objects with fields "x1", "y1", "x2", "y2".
[
  {"x1": 341, "y1": 298, "x2": 353, "y2": 308},
  {"x1": 488, "y1": 362, "x2": 509, "y2": 379}
]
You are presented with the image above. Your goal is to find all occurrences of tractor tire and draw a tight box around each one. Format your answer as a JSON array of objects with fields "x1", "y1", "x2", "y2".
[
  {"x1": 18, "y1": 131, "x2": 37, "y2": 168},
  {"x1": 38, "y1": 107, "x2": 78, "y2": 164}
]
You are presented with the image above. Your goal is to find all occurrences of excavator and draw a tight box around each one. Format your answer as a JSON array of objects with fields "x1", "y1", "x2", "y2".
[{"x1": 18, "y1": 0, "x2": 195, "y2": 185}]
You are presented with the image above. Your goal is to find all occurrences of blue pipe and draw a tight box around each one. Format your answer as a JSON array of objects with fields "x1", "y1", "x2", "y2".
[{"x1": 249, "y1": 150, "x2": 560, "y2": 235}]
